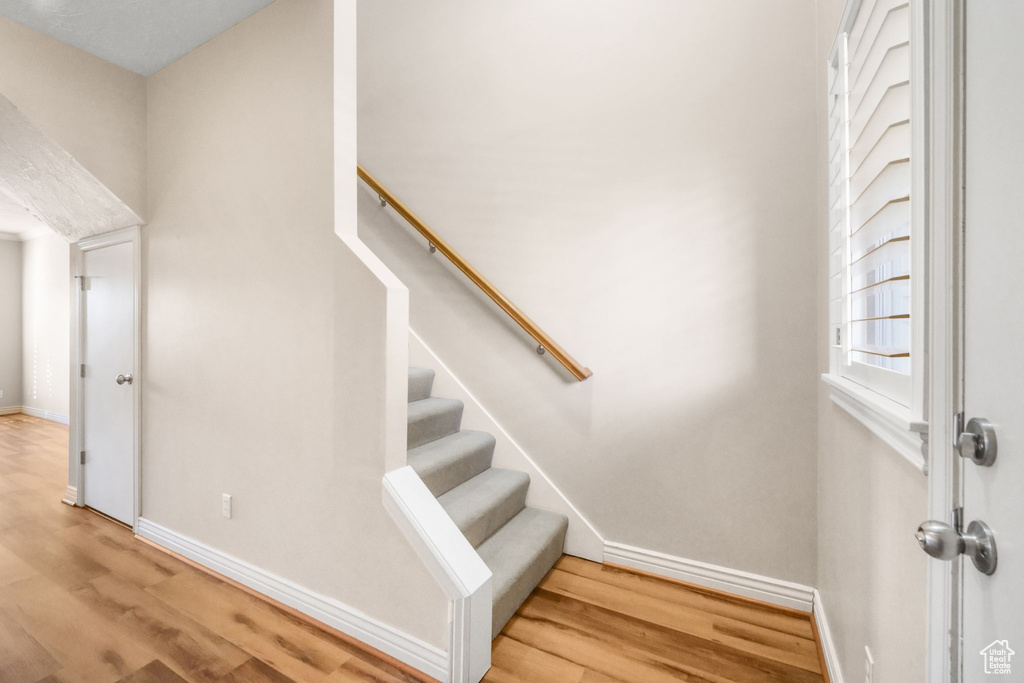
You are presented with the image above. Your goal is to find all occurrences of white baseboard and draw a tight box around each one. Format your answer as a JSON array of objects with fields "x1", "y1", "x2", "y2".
[
  {"x1": 135, "y1": 518, "x2": 448, "y2": 682},
  {"x1": 813, "y1": 589, "x2": 844, "y2": 683},
  {"x1": 62, "y1": 485, "x2": 78, "y2": 507},
  {"x1": 19, "y1": 406, "x2": 70, "y2": 425},
  {"x1": 0, "y1": 406, "x2": 22, "y2": 416},
  {"x1": 603, "y1": 541, "x2": 816, "y2": 612}
]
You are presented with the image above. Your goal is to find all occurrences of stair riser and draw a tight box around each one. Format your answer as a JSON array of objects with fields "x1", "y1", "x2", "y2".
[
  {"x1": 415, "y1": 441, "x2": 495, "y2": 497},
  {"x1": 491, "y1": 524, "x2": 566, "y2": 638},
  {"x1": 446, "y1": 478, "x2": 529, "y2": 548},
  {"x1": 408, "y1": 369, "x2": 435, "y2": 402},
  {"x1": 407, "y1": 403, "x2": 464, "y2": 449}
]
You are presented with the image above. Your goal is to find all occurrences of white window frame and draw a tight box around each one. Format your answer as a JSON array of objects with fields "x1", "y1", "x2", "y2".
[{"x1": 822, "y1": 0, "x2": 929, "y2": 473}]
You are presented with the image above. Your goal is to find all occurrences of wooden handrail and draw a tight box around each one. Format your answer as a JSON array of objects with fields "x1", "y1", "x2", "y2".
[{"x1": 358, "y1": 165, "x2": 593, "y2": 381}]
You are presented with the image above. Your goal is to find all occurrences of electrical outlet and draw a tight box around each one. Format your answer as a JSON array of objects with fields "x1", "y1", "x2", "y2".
[
  {"x1": 865, "y1": 646, "x2": 874, "y2": 683},
  {"x1": 222, "y1": 494, "x2": 232, "y2": 519}
]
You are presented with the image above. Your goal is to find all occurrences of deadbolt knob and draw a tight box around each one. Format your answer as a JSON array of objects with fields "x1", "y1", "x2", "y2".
[{"x1": 957, "y1": 417, "x2": 997, "y2": 466}]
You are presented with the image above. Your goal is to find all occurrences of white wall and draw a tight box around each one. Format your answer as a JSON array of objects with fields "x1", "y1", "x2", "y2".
[
  {"x1": 814, "y1": 1, "x2": 928, "y2": 681},
  {"x1": 0, "y1": 17, "x2": 147, "y2": 220},
  {"x1": 143, "y1": 0, "x2": 447, "y2": 650},
  {"x1": 21, "y1": 231, "x2": 70, "y2": 420},
  {"x1": 0, "y1": 238, "x2": 22, "y2": 410},
  {"x1": 358, "y1": 0, "x2": 821, "y2": 585}
]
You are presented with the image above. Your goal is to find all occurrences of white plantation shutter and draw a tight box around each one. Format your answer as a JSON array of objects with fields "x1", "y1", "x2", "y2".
[
  {"x1": 829, "y1": 0, "x2": 913, "y2": 406},
  {"x1": 828, "y1": 39, "x2": 849, "y2": 370}
]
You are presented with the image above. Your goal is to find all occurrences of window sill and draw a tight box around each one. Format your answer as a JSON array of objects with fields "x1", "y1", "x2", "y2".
[{"x1": 821, "y1": 373, "x2": 928, "y2": 474}]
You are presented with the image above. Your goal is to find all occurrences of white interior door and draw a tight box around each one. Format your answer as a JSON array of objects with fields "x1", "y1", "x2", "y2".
[
  {"x1": 81, "y1": 240, "x2": 135, "y2": 525},
  {"x1": 962, "y1": 3, "x2": 1024, "y2": 679}
]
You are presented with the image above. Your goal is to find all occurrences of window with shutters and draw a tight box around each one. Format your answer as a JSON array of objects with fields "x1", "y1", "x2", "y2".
[{"x1": 823, "y1": 0, "x2": 927, "y2": 469}]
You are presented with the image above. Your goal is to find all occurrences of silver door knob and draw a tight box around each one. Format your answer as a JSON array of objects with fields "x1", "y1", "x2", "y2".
[
  {"x1": 957, "y1": 417, "x2": 997, "y2": 466},
  {"x1": 916, "y1": 519, "x2": 997, "y2": 575},
  {"x1": 116, "y1": 374, "x2": 133, "y2": 385},
  {"x1": 915, "y1": 520, "x2": 962, "y2": 560}
]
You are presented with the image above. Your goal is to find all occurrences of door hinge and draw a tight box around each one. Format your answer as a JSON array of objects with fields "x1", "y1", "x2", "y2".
[
  {"x1": 79, "y1": 451, "x2": 86, "y2": 465},
  {"x1": 80, "y1": 364, "x2": 85, "y2": 378},
  {"x1": 75, "y1": 275, "x2": 85, "y2": 291}
]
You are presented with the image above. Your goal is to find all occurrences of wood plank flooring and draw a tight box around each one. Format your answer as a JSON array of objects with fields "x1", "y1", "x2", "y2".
[
  {"x1": 486, "y1": 557, "x2": 827, "y2": 683},
  {"x1": 0, "y1": 414, "x2": 424, "y2": 683},
  {"x1": 0, "y1": 413, "x2": 827, "y2": 682}
]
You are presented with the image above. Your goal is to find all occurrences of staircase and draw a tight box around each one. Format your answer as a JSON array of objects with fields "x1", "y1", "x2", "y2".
[{"x1": 407, "y1": 366, "x2": 568, "y2": 638}]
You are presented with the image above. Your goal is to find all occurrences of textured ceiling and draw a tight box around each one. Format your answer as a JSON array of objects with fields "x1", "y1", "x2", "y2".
[
  {"x1": 0, "y1": 0, "x2": 275, "y2": 76},
  {"x1": 1, "y1": 93, "x2": 143, "y2": 242},
  {"x1": 0, "y1": 185, "x2": 48, "y2": 237}
]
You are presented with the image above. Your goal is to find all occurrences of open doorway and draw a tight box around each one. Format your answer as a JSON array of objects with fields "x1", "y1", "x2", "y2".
[
  {"x1": 1, "y1": 194, "x2": 70, "y2": 427},
  {"x1": 2, "y1": 91, "x2": 143, "y2": 528}
]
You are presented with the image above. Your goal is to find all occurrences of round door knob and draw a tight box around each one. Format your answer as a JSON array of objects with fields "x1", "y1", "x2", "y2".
[
  {"x1": 916, "y1": 519, "x2": 998, "y2": 575},
  {"x1": 916, "y1": 520, "x2": 962, "y2": 561},
  {"x1": 116, "y1": 374, "x2": 134, "y2": 385}
]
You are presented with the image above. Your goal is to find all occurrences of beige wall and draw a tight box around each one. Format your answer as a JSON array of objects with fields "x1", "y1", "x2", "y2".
[
  {"x1": 21, "y1": 231, "x2": 71, "y2": 419},
  {"x1": 0, "y1": 17, "x2": 143, "y2": 416},
  {"x1": 814, "y1": 1, "x2": 928, "y2": 681},
  {"x1": 0, "y1": 239, "x2": 22, "y2": 409},
  {"x1": 358, "y1": 0, "x2": 821, "y2": 585},
  {"x1": 0, "y1": 1, "x2": 931, "y2": 671},
  {"x1": 143, "y1": 0, "x2": 446, "y2": 648},
  {"x1": 0, "y1": 18, "x2": 147, "y2": 220}
]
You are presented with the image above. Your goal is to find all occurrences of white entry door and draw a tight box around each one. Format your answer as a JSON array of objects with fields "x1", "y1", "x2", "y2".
[
  {"x1": 961, "y1": 3, "x2": 1024, "y2": 679},
  {"x1": 81, "y1": 238, "x2": 136, "y2": 525}
]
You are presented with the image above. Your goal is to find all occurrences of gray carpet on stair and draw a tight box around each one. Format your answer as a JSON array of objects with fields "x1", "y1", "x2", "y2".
[
  {"x1": 477, "y1": 507, "x2": 568, "y2": 638},
  {"x1": 408, "y1": 367, "x2": 435, "y2": 402},
  {"x1": 407, "y1": 367, "x2": 568, "y2": 638},
  {"x1": 407, "y1": 397, "x2": 464, "y2": 449},
  {"x1": 438, "y1": 468, "x2": 530, "y2": 547},
  {"x1": 408, "y1": 430, "x2": 496, "y2": 497}
]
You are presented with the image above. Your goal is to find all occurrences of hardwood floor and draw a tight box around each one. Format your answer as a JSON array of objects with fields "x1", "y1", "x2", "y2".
[
  {"x1": 0, "y1": 413, "x2": 827, "y2": 683},
  {"x1": 487, "y1": 557, "x2": 828, "y2": 683},
  {"x1": 0, "y1": 414, "x2": 425, "y2": 683}
]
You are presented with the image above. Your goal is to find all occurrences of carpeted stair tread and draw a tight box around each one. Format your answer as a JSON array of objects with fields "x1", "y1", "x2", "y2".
[
  {"x1": 404, "y1": 365, "x2": 568, "y2": 642},
  {"x1": 438, "y1": 468, "x2": 530, "y2": 548},
  {"x1": 408, "y1": 430, "x2": 496, "y2": 497},
  {"x1": 407, "y1": 397, "x2": 463, "y2": 449},
  {"x1": 477, "y1": 507, "x2": 568, "y2": 638},
  {"x1": 408, "y1": 367, "x2": 435, "y2": 402}
]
